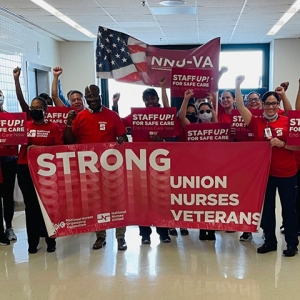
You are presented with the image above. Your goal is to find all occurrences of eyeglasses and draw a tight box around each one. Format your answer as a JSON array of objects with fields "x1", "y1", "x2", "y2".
[
  {"x1": 263, "y1": 102, "x2": 279, "y2": 107},
  {"x1": 247, "y1": 97, "x2": 260, "y2": 102},
  {"x1": 29, "y1": 106, "x2": 44, "y2": 110},
  {"x1": 199, "y1": 110, "x2": 211, "y2": 114}
]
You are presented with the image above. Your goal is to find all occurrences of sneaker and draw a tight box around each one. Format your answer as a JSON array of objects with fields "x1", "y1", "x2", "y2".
[
  {"x1": 0, "y1": 233, "x2": 10, "y2": 246},
  {"x1": 169, "y1": 228, "x2": 178, "y2": 236},
  {"x1": 117, "y1": 238, "x2": 127, "y2": 251},
  {"x1": 239, "y1": 232, "x2": 253, "y2": 242},
  {"x1": 28, "y1": 246, "x2": 38, "y2": 254},
  {"x1": 283, "y1": 246, "x2": 298, "y2": 257},
  {"x1": 257, "y1": 243, "x2": 277, "y2": 254},
  {"x1": 5, "y1": 228, "x2": 17, "y2": 241},
  {"x1": 180, "y1": 228, "x2": 189, "y2": 236},
  {"x1": 160, "y1": 235, "x2": 171, "y2": 243},
  {"x1": 141, "y1": 236, "x2": 151, "y2": 244},
  {"x1": 93, "y1": 237, "x2": 106, "y2": 250}
]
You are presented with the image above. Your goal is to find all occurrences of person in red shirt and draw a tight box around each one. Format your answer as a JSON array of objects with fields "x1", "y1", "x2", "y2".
[
  {"x1": 235, "y1": 75, "x2": 300, "y2": 257},
  {"x1": 0, "y1": 90, "x2": 18, "y2": 245},
  {"x1": 111, "y1": 81, "x2": 172, "y2": 245},
  {"x1": 64, "y1": 84, "x2": 128, "y2": 251},
  {"x1": 17, "y1": 96, "x2": 63, "y2": 254}
]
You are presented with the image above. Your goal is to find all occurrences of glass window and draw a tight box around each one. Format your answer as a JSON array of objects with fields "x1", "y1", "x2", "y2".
[{"x1": 219, "y1": 50, "x2": 263, "y2": 89}]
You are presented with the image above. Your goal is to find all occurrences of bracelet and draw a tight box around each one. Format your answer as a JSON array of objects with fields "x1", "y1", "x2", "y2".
[
  {"x1": 282, "y1": 141, "x2": 286, "y2": 148},
  {"x1": 66, "y1": 124, "x2": 72, "y2": 127}
]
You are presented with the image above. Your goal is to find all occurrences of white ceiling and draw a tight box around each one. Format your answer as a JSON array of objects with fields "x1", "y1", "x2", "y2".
[{"x1": 0, "y1": 0, "x2": 300, "y2": 45}]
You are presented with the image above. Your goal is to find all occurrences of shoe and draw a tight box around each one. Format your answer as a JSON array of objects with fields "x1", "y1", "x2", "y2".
[
  {"x1": 0, "y1": 233, "x2": 10, "y2": 246},
  {"x1": 141, "y1": 236, "x2": 151, "y2": 244},
  {"x1": 117, "y1": 238, "x2": 127, "y2": 251},
  {"x1": 239, "y1": 232, "x2": 253, "y2": 242},
  {"x1": 180, "y1": 229, "x2": 189, "y2": 236},
  {"x1": 5, "y1": 228, "x2": 17, "y2": 241},
  {"x1": 257, "y1": 243, "x2": 277, "y2": 254},
  {"x1": 46, "y1": 239, "x2": 56, "y2": 253},
  {"x1": 160, "y1": 235, "x2": 171, "y2": 243},
  {"x1": 283, "y1": 246, "x2": 298, "y2": 257},
  {"x1": 93, "y1": 237, "x2": 106, "y2": 250},
  {"x1": 28, "y1": 246, "x2": 38, "y2": 254},
  {"x1": 199, "y1": 231, "x2": 207, "y2": 241},
  {"x1": 169, "y1": 228, "x2": 178, "y2": 236},
  {"x1": 207, "y1": 231, "x2": 216, "y2": 241},
  {"x1": 226, "y1": 231, "x2": 235, "y2": 233}
]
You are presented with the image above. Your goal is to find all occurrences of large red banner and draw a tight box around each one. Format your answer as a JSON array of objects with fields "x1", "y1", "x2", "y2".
[
  {"x1": 28, "y1": 142, "x2": 271, "y2": 237},
  {"x1": 0, "y1": 112, "x2": 27, "y2": 145},
  {"x1": 131, "y1": 107, "x2": 178, "y2": 138},
  {"x1": 96, "y1": 26, "x2": 220, "y2": 90},
  {"x1": 287, "y1": 110, "x2": 300, "y2": 145}
]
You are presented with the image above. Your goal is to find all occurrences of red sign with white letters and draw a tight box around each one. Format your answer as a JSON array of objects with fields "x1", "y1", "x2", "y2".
[
  {"x1": 28, "y1": 142, "x2": 271, "y2": 237},
  {"x1": 171, "y1": 68, "x2": 213, "y2": 98},
  {"x1": 45, "y1": 107, "x2": 73, "y2": 130},
  {"x1": 0, "y1": 112, "x2": 27, "y2": 145},
  {"x1": 185, "y1": 123, "x2": 231, "y2": 142},
  {"x1": 130, "y1": 107, "x2": 178, "y2": 139},
  {"x1": 287, "y1": 110, "x2": 300, "y2": 146}
]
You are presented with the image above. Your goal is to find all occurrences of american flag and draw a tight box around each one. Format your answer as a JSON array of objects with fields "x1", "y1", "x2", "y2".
[{"x1": 96, "y1": 26, "x2": 147, "y2": 83}]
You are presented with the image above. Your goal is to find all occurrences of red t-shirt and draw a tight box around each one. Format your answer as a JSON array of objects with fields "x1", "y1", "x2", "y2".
[
  {"x1": 217, "y1": 105, "x2": 232, "y2": 124},
  {"x1": 248, "y1": 115, "x2": 296, "y2": 177},
  {"x1": 71, "y1": 107, "x2": 126, "y2": 143},
  {"x1": 18, "y1": 121, "x2": 63, "y2": 165}
]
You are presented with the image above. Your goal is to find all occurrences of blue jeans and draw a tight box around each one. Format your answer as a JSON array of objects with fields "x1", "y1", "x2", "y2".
[{"x1": 261, "y1": 175, "x2": 299, "y2": 249}]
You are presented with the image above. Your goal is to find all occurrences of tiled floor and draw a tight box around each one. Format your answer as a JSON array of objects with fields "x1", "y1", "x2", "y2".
[{"x1": 0, "y1": 207, "x2": 299, "y2": 300}]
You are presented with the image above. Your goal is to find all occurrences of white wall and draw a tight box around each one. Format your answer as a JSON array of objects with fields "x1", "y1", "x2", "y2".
[
  {"x1": 270, "y1": 39, "x2": 300, "y2": 108},
  {"x1": 58, "y1": 41, "x2": 96, "y2": 96},
  {"x1": 0, "y1": 13, "x2": 60, "y2": 112}
]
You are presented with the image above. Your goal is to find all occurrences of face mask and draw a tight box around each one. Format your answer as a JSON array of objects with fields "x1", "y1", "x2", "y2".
[
  {"x1": 263, "y1": 111, "x2": 278, "y2": 121},
  {"x1": 186, "y1": 114, "x2": 198, "y2": 123},
  {"x1": 29, "y1": 109, "x2": 44, "y2": 121},
  {"x1": 199, "y1": 112, "x2": 212, "y2": 123},
  {"x1": 0, "y1": 96, "x2": 4, "y2": 107}
]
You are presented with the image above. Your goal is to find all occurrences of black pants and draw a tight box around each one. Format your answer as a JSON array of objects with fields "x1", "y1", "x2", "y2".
[
  {"x1": 261, "y1": 175, "x2": 299, "y2": 249},
  {"x1": 17, "y1": 164, "x2": 54, "y2": 248},
  {"x1": 139, "y1": 226, "x2": 169, "y2": 238},
  {"x1": 0, "y1": 158, "x2": 17, "y2": 232}
]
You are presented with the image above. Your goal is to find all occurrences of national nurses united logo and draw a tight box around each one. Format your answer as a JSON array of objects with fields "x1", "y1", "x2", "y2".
[
  {"x1": 97, "y1": 213, "x2": 111, "y2": 223},
  {"x1": 28, "y1": 129, "x2": 37, "y2": 137},
  {"x1": 99, "y1": 122, "x2": 107, "y2": 131}
]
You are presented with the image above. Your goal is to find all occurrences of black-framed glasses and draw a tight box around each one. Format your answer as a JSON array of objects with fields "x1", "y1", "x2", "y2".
[
  {"x1": 263, "y1": 102, "x2": 279, "y2": 107},
  {"x1": 199, "y1": 110, "x2": 211, "y2": 114}
]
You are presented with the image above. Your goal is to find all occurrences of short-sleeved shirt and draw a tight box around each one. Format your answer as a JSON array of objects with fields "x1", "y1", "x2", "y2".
[
  {"x1": 18, "y1": 121, "x2": 63, "y2": 165},
  {"x1": 248, "y1": 114, "x2": 297, "y2": 177},
  {"x1": 71, "y1": 106, "x2": 126, "y2": 143},
  {"x1": 217, "y1": 105, "x2": 232, "y2": 124}
]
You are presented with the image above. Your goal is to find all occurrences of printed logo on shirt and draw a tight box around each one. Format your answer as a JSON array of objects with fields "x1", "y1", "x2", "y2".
[
  {"x1": 27, "y1": 129, "x2": 50, "y2": 138},
  {"x1": 275, "y1": 128, "x2": 283, "y2": 136},
  {"x1": 97, "y1": 213, "x2": 111, "y2": 223},
  {"x1": 99, "y1": 122, "x2": 107, "y2": 131}
]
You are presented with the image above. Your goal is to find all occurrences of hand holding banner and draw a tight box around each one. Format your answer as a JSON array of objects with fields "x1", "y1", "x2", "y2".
[{"x1": 45, "y1": 107, "x2": 74, "y2": 130}]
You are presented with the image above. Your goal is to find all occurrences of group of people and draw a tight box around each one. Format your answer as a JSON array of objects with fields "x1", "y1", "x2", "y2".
[{"x1": 1, "y1": 65, "x2": 300, "y2": 258}]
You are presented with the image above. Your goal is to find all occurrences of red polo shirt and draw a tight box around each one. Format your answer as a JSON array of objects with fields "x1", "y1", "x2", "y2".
[
  {"x1": 71, "y1": 107, "x2": 126, "y2": 143},
  {"x1": 18, "y1": 121, "x2": 63, "y2": 165},
  {"x1": 248, "y1": 114, "x2": 296, "y2": 177}
]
